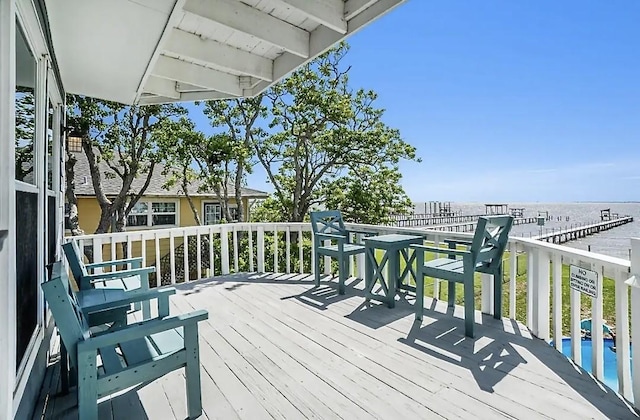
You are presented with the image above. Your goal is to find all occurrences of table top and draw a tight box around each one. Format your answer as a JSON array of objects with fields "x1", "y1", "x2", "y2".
[{"x1": 364, "y1": 233, "x2": 423, "y2": 247}]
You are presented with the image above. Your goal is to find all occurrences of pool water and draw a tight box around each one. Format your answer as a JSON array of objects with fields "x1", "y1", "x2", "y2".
[{"x1": 558, "y1": 338, "x2": 626, "y2": 392}]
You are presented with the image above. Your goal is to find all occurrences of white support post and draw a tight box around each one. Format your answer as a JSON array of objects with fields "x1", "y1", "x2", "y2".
[
  {"x1": 552, "y1": 253, "x2": 563, "y2": 351},
  {"x1": 509, "y1": 242, "x2": 517, "y2": 318},
  {"x1": 0, "y1": 0, "x2": 16, "y2": 417},
  {"x1": 285, "y1": 226, "x2": 291, "y2": 274},
  {"x1": 526, "y1": 246, "x2": 536, "y2": 332},
  {"x1": 569, "y1": 259, "x2": 582, "y2": 365},
  {"x1": 535, "y1": 249, "x2": 550, "y2": 342},
  {"x1": 221, "y1": 227, "x2": 230, "y2": 275},
  {"x1": 257, "y1": 226, "x2": 265, "y2": 273},
  {"x1": 169, "y1": 232, "x2": 176, "y2": 284},
  {"x1": 183, "y1": 231, "x2": 189, "y2": 281},
  {"x1": 615, "y1": 269, "x2": 632, "y2": 401},
  {"x1": 481, "y1": 273, "x2": 492, "y2": 315},
  {"x1": 196, "y1": 231, "x2": 202, "y2": 280},
  {"x1": 627, "y1": 238, "x2": 640, "y2": 408},
  {"x1": 154, "y1": 233, "x2": 161, "y2": 284},
  {"x1": 324, "y1": 239, "x2": 331, "y2": 275},
  {"x1": 233, "y1": 227, "x2": 239, "y2": 273},
  {"x1": 248, "y1": 226, "x2": 254, "y2": 272},
  {"x1": 298, "y1": 226, "x2": 304, "y2": 274},
  {"x1": 591, "y1": 264, "x2": 604, "y2": 381},
  {"x1": 357, "y1": 233, "x2": 365, "y2": 280},
  {"x1": 433, "y1": 236, "x2": 440, "y2": 299},
  {"x1": 92, "y1": 237, "x2": 103, "y2": 273},
  {"x1": 273, "y1": 227, "x2": 278, "y2": 273}
]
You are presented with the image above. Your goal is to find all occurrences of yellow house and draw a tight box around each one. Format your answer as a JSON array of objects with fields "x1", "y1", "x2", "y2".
[{"x1": 70, "y1": 151, "x2": 269, "y2": 235}]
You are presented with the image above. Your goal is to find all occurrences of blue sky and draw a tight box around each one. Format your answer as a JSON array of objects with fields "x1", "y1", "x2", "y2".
[{"x1": 187, "y1": 1, "x2": 640, "y2": 202}]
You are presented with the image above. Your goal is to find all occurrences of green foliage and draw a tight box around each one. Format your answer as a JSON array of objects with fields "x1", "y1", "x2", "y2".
[
  {"x1": 15, "y1": 87, "x2": 36, "y2": 182},
  {"x1": 250, "y1": 197, "x2": 287, "y2": 222},
  {"x1": 66, "y1": 95, "x2": 188, "y2": 233},
  {"x1": 255, "y1": 42, "x2": 419, "y2": 222}
]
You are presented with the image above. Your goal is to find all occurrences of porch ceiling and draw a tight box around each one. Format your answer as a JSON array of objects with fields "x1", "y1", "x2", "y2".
[{"x1": 45, "y1": 0, "x2": 406, "y2": 105}]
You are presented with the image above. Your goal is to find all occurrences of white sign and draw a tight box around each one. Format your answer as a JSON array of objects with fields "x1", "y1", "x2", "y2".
[{"x1": 569, "y1": 265, "x2": 598, "y2": 298}]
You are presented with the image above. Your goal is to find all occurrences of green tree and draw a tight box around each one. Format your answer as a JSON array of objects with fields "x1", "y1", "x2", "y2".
[
  {"x1": 197, "y1": 97, "x2": 266, "y2": 222},
  {"x1": 255, "y1": 42, "x2": 418, "y2": 222},
  {"x1": 67, "y1": 95, "x2": 187, "y2": 233},
  {"x1": 15, "y1": 87, "x2": 35, "y2": 182}
]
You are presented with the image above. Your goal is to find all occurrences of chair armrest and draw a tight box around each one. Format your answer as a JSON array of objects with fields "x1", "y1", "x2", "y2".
[
  {"x1": 444, "y1": 239, "x2": 473, "y2": 247},
  {"x1": 78, "y1": 310, "x2": 209, "y2": 351},
  {"x1": 81, "y1": 287, "x2": 176, "y2": 313},
  {"x1": 315, "y1": 233, "x2": 346, "y2": 241},
  {"x1": 85, "y1": 266, "x2": 156, "y2": 282},
  {"x1": 410, "y1": 244, "x2": 471, "y2": 257},
  {"x1": 85, "y1": 257, "x2": 143, "y2": 270}
]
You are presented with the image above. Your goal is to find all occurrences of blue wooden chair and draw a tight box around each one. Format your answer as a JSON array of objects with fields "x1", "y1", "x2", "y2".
[
  {"x1": 63, "y1": 241, "x2": 155, "y2": 318},
  {"x1": 411, "y1": 215, "x2": 513, "y2": 338},
  {"x1": 310, "y1": 210, "x2": 366, "y2": 294},
  {"x1": 43, "y1": 261, "x2": 208, "y2": 420}
]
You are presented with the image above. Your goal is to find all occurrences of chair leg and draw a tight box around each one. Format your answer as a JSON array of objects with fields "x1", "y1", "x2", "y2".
[
  {"x1": 314, "y1": 251, "x2": 321, "y2": 287},
  {"x1": 494, "y1": 265, "x2": 502, "y2": 320},
  {"x1": 184, "y1": 324, "x2": 203, "y2": 419},
  {"x1": 463, "y1": 275, "x2": 475, "y2": 338},
  {"x1": 77, "y1": 352, "x2": 98, "y2": 420},
  {"x1": 415, "y1": 273, "x2": 424, "y2": 321},
  {"x1": 448, "y1": 281, "x2": 456, "y2": 307},
  {"x1": 338, "y1": 256, "x2": 346, "y2": 295}
]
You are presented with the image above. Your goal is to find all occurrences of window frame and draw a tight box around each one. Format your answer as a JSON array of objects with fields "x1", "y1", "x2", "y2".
[
  {"x1": 202, "y1": 201, "x2": 239, "y2": 225},
  {"x1": 125, "y1": 199, "x2": 180, "y2": 230}
]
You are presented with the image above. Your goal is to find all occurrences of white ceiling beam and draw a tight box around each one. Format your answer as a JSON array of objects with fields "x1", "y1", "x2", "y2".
[
  {"x1": 165, "y1": 29, "x2": 273, "y2": 82},
  {"x1": 139, "y1": 90, "x2": 236, "y2": 105},
  {"x1": 176, "y1": 82, "x2": 207, "y2": 92},
  {"x1": 182, "y1": 0, "x2": 309, "y2": 58},
  {"x1": 134, "y1": 0, "x2": 187, "y2": 104},
  {"x1": 152, "y1": 55, "x2": 242, "y2": 96},
  {"x1": 344, "y1": 0, "x2": 377, "y2": 20},
  {"x1": 270, "y1": 0, "x2": 347, "y2": 34},
  {"x1": 144, "y1": 76, "x2": 180, "y2": 99},
  {"x1": 250, "y1": 0, "x2": 408, "y2": 97}
]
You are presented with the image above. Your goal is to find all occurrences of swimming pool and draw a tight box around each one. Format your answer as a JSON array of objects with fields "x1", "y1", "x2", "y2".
[{"x1": 558, "y1": 338, "x2": 626, "y2": 392}]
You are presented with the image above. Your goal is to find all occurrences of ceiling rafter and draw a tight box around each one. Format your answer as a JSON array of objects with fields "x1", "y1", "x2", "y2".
[
  {"x1": 152, "y1": 55, "x2": 242, "y2": 96},
  {"x1": 268, "y1": 0, "x2": 347, "y2": 34},
  {"x1": 164, "y1": 29, "x2": 274, "y2": 81},
  {"x1": 182, "y1": 0, "x2": 309, "y2": 58}
]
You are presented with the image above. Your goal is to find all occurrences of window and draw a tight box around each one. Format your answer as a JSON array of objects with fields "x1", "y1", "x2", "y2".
[
  {"x1": 203, "y1": 203, "x2": 238, "y2": 225},
  {"x1": 126, "y1": 201, "x2": 177, "y2": 228}
]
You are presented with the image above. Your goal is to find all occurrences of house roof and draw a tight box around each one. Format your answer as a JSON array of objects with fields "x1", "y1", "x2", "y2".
[
  {"x1": 71, "y1": 151, "x2": 269, "y2": 199},
  {"x1": 44, "y1": 0, "x2": 407, "y2": 105}
]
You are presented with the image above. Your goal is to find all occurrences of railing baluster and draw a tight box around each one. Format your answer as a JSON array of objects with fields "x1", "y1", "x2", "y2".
[
  {"x1": 110, "y1": 234, "x2": 116, "y2": 266},
  {"x1": 169, "y1": 231, "x2": 176, "y2": 285},
  {"x1": 92, "y1": 237, "x2": 103, "y2": 273},
  {"x1": 285, "y1": 226, "x2": 291, "y2": 274},
  {"x1": 233, "y1": 227, "x2": 239, "y2": 273},
  {"x1": 221, "y1": 226, "x2": 230, "y2": 275},
  {"x1": 209, "y1": 228, "x2": 215, "y2": 277},
  {"x1": 630, "y1": 238, "x2": 640, "y2": 407},
  {"x1": 535, "y1": 248, "x2": 550, "y2": 341},
  {"x1": 357, "y1": 233, "x2": 365, "y2": 280},
  {"x1": 526, "y1": 246, "x2": 535, "y2": 331},
  {"x1": 509, "y1": 242, "x2": 517, "y2": 318},
  {"x1": 257, "y1": 226, "x2": 265, "y2": 273},
  {"x1": 183, "y1": 230, "x2": 189, "y2": 282},
  {"x1": 298, "y1": 226, "x2": 304, "y2": 274},
  {"x1": 569, "y1": 258, "x2": 581, "y2": 365},
  {"x1": 481, "y1": 273, "x2": 492, "y2": 315},
  {"x1": 126, "y1": 235, "x2": 133, "y2": 269},
  {"x1": 433, "y1": 235, "x2": 440, "y2": 299},
  {"x1": 615, "y1": 269, "x2": 631, "y2": 400},
  {"x1": 552, "y1": 253, "x2": 562, "y2": 351},
  {"x1": 248, "y1": 226, "x2": 254, "y2": 272},
  {"x1": 324, "y1": 239, "x2": 331, "y2": 276},
  {"x1": 154, "y1": 233, "x2": 161, "y2": 286},
  {"x1": 273, "y1": 226, "x2": 279, "y2": 274},
  {"x1": 591, "y1": 263, "x2": 604, "y2": 381},
  {"x1": 196, "y1": 230, "x2": 202, "y2": 280}
]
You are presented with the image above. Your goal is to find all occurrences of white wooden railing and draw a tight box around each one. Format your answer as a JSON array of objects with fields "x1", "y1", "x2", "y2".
[{"x1": 67, "y1": 222, "x2": 640, "y2": 407}]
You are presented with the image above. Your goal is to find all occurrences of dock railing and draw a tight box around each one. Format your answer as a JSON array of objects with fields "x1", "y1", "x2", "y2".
[{"x1": 66, "y1": 222, "x2": 640, "y2": 407}]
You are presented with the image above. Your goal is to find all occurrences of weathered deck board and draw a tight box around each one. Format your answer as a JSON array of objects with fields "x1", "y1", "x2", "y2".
[{"x1": 34, "y1": 273, "x2": 638, "y2": 420}]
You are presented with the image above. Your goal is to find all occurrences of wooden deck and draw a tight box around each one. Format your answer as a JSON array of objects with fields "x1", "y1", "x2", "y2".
[{"x1": 34, "y1": 273, "x2": 637, "y2": 419}]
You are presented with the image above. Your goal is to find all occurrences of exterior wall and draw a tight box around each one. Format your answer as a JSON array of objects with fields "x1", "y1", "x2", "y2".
[{"x1": 76, "y1": 195, "x2": 255, "y2": 234}]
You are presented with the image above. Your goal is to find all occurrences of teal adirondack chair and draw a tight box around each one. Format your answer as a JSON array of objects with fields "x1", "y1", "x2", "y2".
[
  {"x1": 310, "y1": 210, "x2": 366, "y2": 295},
  {"x1": 63, "y1": 241, "x2": 155, "y2": 318},
  {"x1": 43, "y1": 261, "x2": 208, "y2": 420},
  {"x1": 411, "y1": 215, "x2": 513, "y2": 338}
]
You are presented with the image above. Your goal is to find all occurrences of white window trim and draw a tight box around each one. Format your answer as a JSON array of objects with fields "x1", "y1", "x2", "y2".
[
  {"x1": 125, "y1": 199, "x2": 180, "y2": 231},
  {"x1": 202, "y1": 201, "x2": 239, "y2": 225}
]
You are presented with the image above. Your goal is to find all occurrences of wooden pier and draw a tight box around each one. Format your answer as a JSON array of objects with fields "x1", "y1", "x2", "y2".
[
  {"x1": 427, "y1": 217, "x2": 538, "y2": 233},
  {"x1": 533, "y1": 216, "x2": 634, "y2": 244}
]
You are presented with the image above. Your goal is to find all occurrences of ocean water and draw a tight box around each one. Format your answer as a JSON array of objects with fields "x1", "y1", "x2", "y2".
[{"x1": 411, "y1": 202, "x2": 640, "y2": 259}]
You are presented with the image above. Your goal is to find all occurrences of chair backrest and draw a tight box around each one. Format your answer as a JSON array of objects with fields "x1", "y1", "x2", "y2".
[
  {"x1": 62, "y1": 241, "x2": 89, "y2": 287},
  {"x1": 469, "y1": 215, "x2": 513, "y2": 273},
  {"x1": 310, "y1": 211, "x2": 347, "y2": 243},
  {"x1": 42, "y1": 261, "x2": 90, "y2": 368}
]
